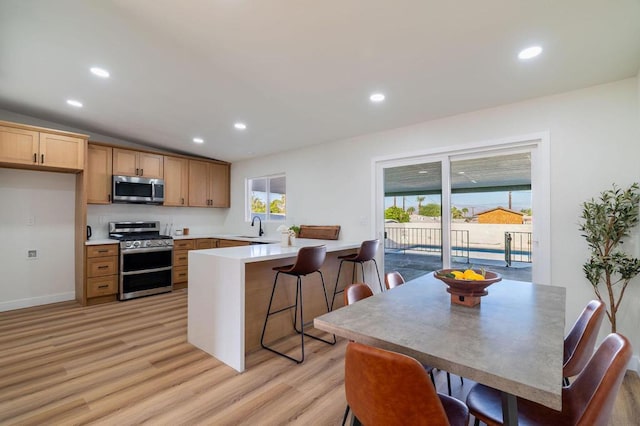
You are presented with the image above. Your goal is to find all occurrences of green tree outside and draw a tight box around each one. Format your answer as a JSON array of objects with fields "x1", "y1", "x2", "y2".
[
  {"x1": 270, "y1": 195, "x2": 286, "y2": 214},
  {"x1": 451, "y1": 206, "x2": 464, "y2": 219},
  {"x1": 419, "y1": 203, "x2": 441, "y2": 217},
  {"x1": 251, "y1": 195, "x2": 266, "y2": 213},
  {"x1": 385, "y1": 206, "x2": 410, "y2": 223}
]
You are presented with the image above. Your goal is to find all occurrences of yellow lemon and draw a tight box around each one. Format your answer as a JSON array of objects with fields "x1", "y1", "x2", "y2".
[
  {"x1": 463, "y1": 269, "x2": 476, "y2": 280},
  {"x1": 451, "y1": 270, "x2": 464, "y2": 279}
]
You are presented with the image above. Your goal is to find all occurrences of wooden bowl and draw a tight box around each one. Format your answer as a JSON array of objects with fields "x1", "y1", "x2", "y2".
[{"x1": 434, "y1": 269, "x2": 502, "y2": 307}]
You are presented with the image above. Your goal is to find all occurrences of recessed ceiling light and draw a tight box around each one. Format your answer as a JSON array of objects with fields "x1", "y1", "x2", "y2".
[
  {"x1": 418, "y1": 170, "x2": 428, "y2": 174},
  {"x1": 66, "y1": 99, "x2": 83, "y2": 108},
  {"x1": 369, "y1": 93, "x2": 385, "y2": 103},
  {"x1": 90, "y1": 67, "x2": 110, "y2": 78},
  {"x1": 458, "y1": 171, "x2": 465, "y2": 175},
  {"x1": 471, "y1": 179, "x2": 478, "y2": 184},
  {"x1": 234, "y1": 122, "x2": 247, "y2": 130},
  {"x1": 518, "y1": 46, "x2": 542, "y2": 60},
  {"x1": 193, "y1": 137, "x2": 204, "y2": 144}
]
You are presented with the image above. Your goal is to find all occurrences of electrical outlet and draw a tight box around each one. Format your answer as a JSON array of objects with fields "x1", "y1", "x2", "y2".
[{"x1": 27, "y1": 250, "x2": 38, "y2": 259}]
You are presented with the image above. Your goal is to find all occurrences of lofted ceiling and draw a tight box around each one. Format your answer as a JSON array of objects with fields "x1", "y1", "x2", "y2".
[{"x1": 1, "y1": 1, "x2": 639, "y2": 163}]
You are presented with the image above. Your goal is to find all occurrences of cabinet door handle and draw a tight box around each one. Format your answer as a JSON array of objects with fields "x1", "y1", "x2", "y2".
[
  {"x1": 41, "y1": 154, "x2": 44, "y2": 164},
  {"x1": 97, "y1": 265, "x2": 109, "y2": 269},
  {"x1": 108, "y1": 194, "x2": 111, "y2": 202},
  {"x1": 33, "y1": 153, "x2": 37, "y2": 163},
  {"x1": 97, "y1": 249, "x2": 108, "y2": 253},
  {"x1": 140, "y1": 168, "x2": 143, "y2": 176},
  {"x1": 181, "y1": 198, "x2": 184, "y2": 205},
  {"x1": 98, "y1": 284, "x2": 109, "y2": 289}
]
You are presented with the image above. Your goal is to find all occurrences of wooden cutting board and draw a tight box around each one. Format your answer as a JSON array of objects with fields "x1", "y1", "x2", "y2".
[{"x1": 297, "y1": 225, "x2": 341, "y2": 240}]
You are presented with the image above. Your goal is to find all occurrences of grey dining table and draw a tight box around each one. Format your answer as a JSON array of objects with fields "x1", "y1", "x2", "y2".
[{"x1": 314, "y1": 273, "x2": 566, "y2": 426}]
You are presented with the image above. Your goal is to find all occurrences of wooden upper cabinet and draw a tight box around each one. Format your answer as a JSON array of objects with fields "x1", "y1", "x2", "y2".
[
  {"x1": 0, "y1": 126, "x2": 39, "y2": 165},
  {"x1": 87, "y1": 144, "x2": 113, "y2": 204},
  {"x1": 0, "y1": 125, "x2": 85, "y2": 171},
  {"x1": 163, "y1": 156, "x2": 189, "y2": 206},
  {"x1": 112, "y1": 148, "x2": 163, "y2": 178},
  {"x1": 210, "y1": 162, "x2": 230, "y2": 208},
  {"x1": 39, "y1": 133, "x2": 85, "y2": 170},
  {"x1": 188, "y1": 160, "x2": 230, "y2": 208},
  {"x1": 188, "y1": 159, "x2": 210, "y2": 207}
]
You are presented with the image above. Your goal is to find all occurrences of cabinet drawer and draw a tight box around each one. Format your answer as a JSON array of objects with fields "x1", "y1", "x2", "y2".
[
  {"x1": 173, "y1": 266, "x2": 188, "y2": 283},
  {"x1": 87, "y1": 275, "x2": 118, "y2": 298},
  {"x1": 218, "y1": 239, "x2": 250, "y2": 248},
  {"x1": 87, "y1": 256, "x2": 118, "y2": 277},
  {"x1": 173, "y1": 250, "x2": 189, "y2": 266},
  {"x1": 173, "y1": 239, "x2": 195, "y2": 250},
  {"x1": 87, "y1": 244, "x2": 118, "y2": 258},
  {"x1": 196, "y1": 238, "x2": 217, "y2": 249}
]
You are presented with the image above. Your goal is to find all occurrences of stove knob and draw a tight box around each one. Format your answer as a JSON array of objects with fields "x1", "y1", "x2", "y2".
[
  {"x1": 133, "y1": 241, "x2": 140, "y2": 248},
  {"x1": 124, "y1": 241, "x2": 131, "y2": 248}
]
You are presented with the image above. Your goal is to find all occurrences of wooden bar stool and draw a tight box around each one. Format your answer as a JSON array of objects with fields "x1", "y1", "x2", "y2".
[
  {"x1": 331, "y1": 239, "x2": 383, "y2": 310},
  {"x1": 260, "y1": 245, "x2": 335, "y2": 363}
]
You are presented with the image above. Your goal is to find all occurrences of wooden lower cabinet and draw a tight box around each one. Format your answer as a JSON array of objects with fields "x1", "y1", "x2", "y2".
[
  {"x1": 85, "y1": 244, "x2": 119, "y2": 305},
  {"x1": 173, "y1": 238, "x2": 250, "y2": 288},
  {"x1": 173, "y1": 239, "x2": 195, "y2": 289},
  {"x1": 218, "y1": 239, "x2": 250, "y2": 248}
]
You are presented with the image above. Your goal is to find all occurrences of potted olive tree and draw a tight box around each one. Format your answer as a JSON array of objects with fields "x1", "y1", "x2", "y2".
[{"x1": 579, "y1": 183, "x2": 640, "y2": 333}]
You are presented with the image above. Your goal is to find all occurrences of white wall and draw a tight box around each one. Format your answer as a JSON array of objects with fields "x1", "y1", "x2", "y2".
[
  {"x1": 226, "y1": 78, "x2": 640, "y2": 362},
  {"x1": 0, "y1": 168, "x2": 76, "y2": 310}
]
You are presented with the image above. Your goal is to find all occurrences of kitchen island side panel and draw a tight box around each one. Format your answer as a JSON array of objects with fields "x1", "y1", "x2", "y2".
[{"x1": 188, "y1": 251, "x2": 245, "y2": 371}]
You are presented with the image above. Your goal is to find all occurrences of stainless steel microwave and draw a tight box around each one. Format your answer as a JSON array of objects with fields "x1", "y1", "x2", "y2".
[{"x1": 112, "y1": 175, "x2": 165, "y2": 204}]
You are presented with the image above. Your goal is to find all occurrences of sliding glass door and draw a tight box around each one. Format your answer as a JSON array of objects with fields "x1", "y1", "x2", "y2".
[{"x1": 376, "y1": 137, "x2": 548, "y2": 284}]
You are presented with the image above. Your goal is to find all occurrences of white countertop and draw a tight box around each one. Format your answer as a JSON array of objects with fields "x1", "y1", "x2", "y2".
[
  {"x1": 173, "y1": 233, "x2": 279, "y2": 244},
  {"x1": 85, "y1": 238, "x2": 119, "y2": 246},
  {"x1": 85, "y1": 234, "x2": 280, "y2": 246},
  {"x1": 190, "y1": 239, "x2": 360, "y2": 263}
]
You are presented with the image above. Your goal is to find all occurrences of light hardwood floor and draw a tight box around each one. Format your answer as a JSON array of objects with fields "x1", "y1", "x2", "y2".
[{"x1": 1, "y1": 290, "x2": 638, "y2": 425}]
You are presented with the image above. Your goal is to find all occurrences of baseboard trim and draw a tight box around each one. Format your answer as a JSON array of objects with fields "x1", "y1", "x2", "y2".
[{"x1": 0, "y1": 292, "x2": 75, "y2": 312}]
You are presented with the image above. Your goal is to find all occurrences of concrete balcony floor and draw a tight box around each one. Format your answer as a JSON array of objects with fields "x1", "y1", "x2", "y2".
[{"x1": 384, "y1": 251, "x2": 532, "y2": 283}]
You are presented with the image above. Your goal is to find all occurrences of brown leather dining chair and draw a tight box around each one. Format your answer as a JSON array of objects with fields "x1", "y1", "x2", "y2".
[
  {"x1": 383, "y1": 271, "x2": 463, "y2": 395},
  {"x1": 466, "y1": 333, "x2": 632, "y2": 426},
  {"x1": 384, "y1": 270, "x2": 405, "y2": 290},
  {"x1": 345, "y1": 341, "x2": 469, "y2": 426},
  {"x1": 340, "y1": 283, "x2": 452, "y2": 424},
  {"x1": 563, "y1": 299, "x2": 605, "y2": 385}
]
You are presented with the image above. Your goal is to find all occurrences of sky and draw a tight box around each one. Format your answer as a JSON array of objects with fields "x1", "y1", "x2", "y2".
[{"x1": 385, "y1": 190, "x2": 532, "y2": 215}]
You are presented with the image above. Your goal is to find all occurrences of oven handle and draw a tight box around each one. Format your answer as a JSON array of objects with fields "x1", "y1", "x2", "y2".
[
  {"x1": 121, "y1": 246, "x2": 173, "y2": 254},
  {"x1": 121, "y1": 266, "x2": 173, "y2": 276}
]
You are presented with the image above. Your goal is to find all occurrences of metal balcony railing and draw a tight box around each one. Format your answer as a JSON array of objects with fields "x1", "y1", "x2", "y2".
[
  {"x1": 504, "y1": 231, "x2": 533, "y2": 266},
  {"x1": 384, "y1": 227, "x2": 470, "y2": 263},
  {"x1": 384, "y1": 226, "x2": 533, "y2": 266}
]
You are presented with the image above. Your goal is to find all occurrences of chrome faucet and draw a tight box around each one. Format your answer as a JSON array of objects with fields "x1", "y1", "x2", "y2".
[{"x1": 251, "y1": 216, "x2": 264, "y2": 236}]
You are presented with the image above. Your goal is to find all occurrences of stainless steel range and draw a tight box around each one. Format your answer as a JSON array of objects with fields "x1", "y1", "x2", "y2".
[{"x1": 109, "y1": 221, "x2": 173, "y2": 300}]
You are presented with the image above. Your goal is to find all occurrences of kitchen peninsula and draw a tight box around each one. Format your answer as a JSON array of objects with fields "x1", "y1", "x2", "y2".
[{"x1": 188, "y1": 239, "x2": 360, "y2": 372}]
